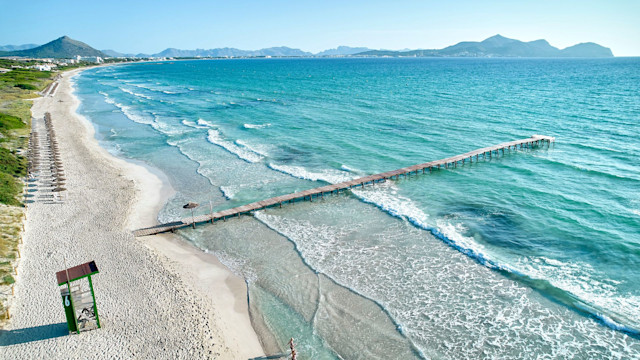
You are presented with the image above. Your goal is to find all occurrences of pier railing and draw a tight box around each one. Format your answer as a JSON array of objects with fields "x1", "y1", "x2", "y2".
[{"x1": 133, "y1": 135, "x2": 554, "y2": 237}]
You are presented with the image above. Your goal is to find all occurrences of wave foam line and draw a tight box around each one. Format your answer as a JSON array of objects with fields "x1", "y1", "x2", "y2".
[
  {"x1": 253, "y1": 212, "x2": 427, "y2": 360},
  {"x1": 99, "y1": 91, "x2": 153, "y2": 125},
  {"x1": 235, "y1": 140, "x2": 269, "y2": 157},
  {"x1": 243, "y1": 123, "x2": 271, "y2": 129},
  {"x1": 268, "y1": 163, "x2": 353, "y2": 184},
  {"x1": 207, "y1": 129, "x2": 263, "y2": 163},
  {"x1": 181, "y1": 119, "x2": 210, "y2": 129},
  {"x1": 119, "y1": 87, "x2": 154, "y2": 100},
  {"x1": 351, "y1": 186, "x2": 640, "y2": 337}
]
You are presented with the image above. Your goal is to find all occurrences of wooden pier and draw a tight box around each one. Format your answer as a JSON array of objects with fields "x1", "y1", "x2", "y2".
[{"x1": 133, "y1": 135, "x2": 554, "y2": 237}]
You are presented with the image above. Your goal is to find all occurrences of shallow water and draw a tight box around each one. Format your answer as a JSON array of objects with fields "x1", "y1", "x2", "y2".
[{"x1": 75, "y1": 58, "x2": 640, "y2": 358}]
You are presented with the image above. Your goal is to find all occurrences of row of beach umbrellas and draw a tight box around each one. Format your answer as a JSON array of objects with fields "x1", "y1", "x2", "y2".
[{"x1": 26, "y1": 113, "x2": 66, "y2": 202}]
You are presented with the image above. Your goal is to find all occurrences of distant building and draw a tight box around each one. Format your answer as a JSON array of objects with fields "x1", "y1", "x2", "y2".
[
  {"x1": 31, "y1": 64, "x2": 53, "y2": 71},
  {"x1": 75, "y1": 56, "x2": 103, "y2": 63}
]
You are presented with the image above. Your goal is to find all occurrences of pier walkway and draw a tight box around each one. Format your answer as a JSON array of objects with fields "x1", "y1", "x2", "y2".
[{"x1": 133, "y1": 135, "x2": 554, "y2": 237}]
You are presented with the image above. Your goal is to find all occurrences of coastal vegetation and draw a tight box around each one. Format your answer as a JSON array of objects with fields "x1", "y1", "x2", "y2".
[{"x1": 0, "y1": 58, "x2": 61, "y2": 322}]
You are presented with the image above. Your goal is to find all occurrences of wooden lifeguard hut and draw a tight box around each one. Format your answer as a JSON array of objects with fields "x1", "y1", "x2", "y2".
[{"x1": 56, "y1": 260, "x2": 101, "y2": 334}]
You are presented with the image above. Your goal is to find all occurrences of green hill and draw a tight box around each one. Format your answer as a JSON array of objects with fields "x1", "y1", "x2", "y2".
[{"x1": 0, "y1": 36, "x2": 106, "y2": 58}]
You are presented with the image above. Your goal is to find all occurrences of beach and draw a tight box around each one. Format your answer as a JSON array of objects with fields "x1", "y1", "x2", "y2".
[{"x1": 0, "y1": 67, "x2": 264, "y2": 358}]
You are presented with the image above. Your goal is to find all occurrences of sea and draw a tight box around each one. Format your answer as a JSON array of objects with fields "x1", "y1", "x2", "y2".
[{"x1": 73, "y1": 57, "x2": 640, "y2": 359}]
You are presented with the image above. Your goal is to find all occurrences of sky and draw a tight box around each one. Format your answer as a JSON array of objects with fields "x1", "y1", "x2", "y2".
[{"x1": 1, "y1": 0, "x2": 638, "y2": 56}]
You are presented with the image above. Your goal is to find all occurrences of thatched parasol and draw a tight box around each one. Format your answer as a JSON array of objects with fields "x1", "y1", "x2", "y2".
[
  {"x1": 52, "y1": 187, "x2": 66, "y2": 192},
  {"x1": 183, "y1": 202, "x2": 199, "y2": 229}
]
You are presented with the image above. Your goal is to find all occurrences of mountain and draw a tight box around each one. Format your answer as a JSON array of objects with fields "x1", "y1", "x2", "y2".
[
  {"x1": 151, "y1": 46, "x2": 311, "y2": 58},
  {"x1": 356, "y1": 35, "x2": 613, "y2": 58},
  {"x1": 316, "y1": 46, "x2": 372, "y2": 56},
  {"x1": 0, "y1": 43, "x2": 39, "y2": 52},
  {"x1": 0, "y1": 36, "x2": 107, "y2": 58},
  {"x1": 560, "y1": 42, "x2": 613, "y2": 57},
  {"x1": 101, "y1": 49, "x2": 137, "y2": 58}
]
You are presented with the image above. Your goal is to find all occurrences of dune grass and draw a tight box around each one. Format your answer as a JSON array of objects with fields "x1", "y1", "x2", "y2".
[
  {"x1": 0, "y1": 59, "x2": 57, "y2": 322},
  {"x1": 0, "y1": 204, "x2": 23, "y2": 322}
]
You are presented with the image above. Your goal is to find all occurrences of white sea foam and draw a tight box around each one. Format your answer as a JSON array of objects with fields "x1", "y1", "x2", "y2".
[
  {"x1": 119, "y1": 87, "x2": 154, "y2": 100},
  {"x1": 219, "y1": 185, "x2": 236, "y2": 200},
  {"x1": 99, "y1": 91, "x2": 116, "y2": 105},
  {"x1": 197, "y1": 118, "x2": 215, "y2": 127},
  {"x1": 99, "y1": 91, "x2": 154, "y2": 125},
  {"x1": 243, "y1": 123, "x2": 271, "y2": 129},
  {"x1": 181, "y1": 119, "x2": 209, "y2": 129},
  {"x1": 514, "y1": 256, "x2": 640, "y2": 332},
  {"x1": 117, "y1": 103, "x2": 154, "y2": 125},
  {"x1": 235, "y1": 140, "x2": 269, "y2": 157},
  {"x1": 207, "y1": 129, "x2": 263, "y2": 163},
  {"x1": 267, "y1": 163, "x2": 353, "y2": 184},
  {"x1": 340, "y1": 164, "x2": 360, "y2": 173}
]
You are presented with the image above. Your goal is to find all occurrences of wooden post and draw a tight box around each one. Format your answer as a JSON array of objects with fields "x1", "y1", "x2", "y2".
[{"x1": 88, "y1": 275, "x2": 101, "y2": 328}]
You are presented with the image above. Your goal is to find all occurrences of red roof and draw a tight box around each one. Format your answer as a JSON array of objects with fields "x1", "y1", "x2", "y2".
[{"x1": 56, "y1": 261, "x2": 99, "y2": 285}]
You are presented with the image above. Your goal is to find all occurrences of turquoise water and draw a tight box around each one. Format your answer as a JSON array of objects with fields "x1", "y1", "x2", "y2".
[{"x1": 74, "y1": 58, "x2": 640, "y2": 359}]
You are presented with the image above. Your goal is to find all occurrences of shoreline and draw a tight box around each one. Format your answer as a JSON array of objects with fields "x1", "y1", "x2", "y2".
[
  {"x1": 68, "y1": 66, "x2": 266, "y2": 356},
  {"x1": 1, "y1": 66, "x2": 264, "y2": 358}
]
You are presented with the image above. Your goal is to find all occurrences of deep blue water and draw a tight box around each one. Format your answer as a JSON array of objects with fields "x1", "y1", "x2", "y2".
[{"x1": 74, "y1": 58, "x2": 639, "y2": 359}]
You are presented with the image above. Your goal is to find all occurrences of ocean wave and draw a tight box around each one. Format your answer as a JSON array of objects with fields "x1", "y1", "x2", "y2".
[
  {"x1": 235, "y1": 139, "x2": 269, "y2": 157},
  {"x1": 268, "y1": 163, "x2": 353, "y2": 184},
  {"x1": 206, "y1": 129, "x2": 263, "y2": 163},
  {"x1": 346, "y1": 182, "x2": 640, "y2": 335},
  {"x1": 253, "y1": 211, "x2": 425, "y2": 357},
  {"x1": 119, "y1": 87, "x2": 154, "y2": 100},
  {"x1": 99, "y1": 91, "x2": 154, "y2": 125},
  {"x1": 117, "y1": 103, "x2": 154, "y2": 125},
  {"x1": 243, "y1": 123, "x2": 271, "y2": 129},
  {"x1": 197, "y1": 118, "x2": 215, "y2": 127},
  {"x1": 181, "y1": 119, "x2": 210, "y2": 129},
  {"x1": 99, "y1": 91, "x2": 115, "y2": 105},
  {"x1": 340, "y1": 164, "x2": 361, "y2": 173},
  {"x1": 219, "y1": 185, "x2": 235, "y2": 200}
]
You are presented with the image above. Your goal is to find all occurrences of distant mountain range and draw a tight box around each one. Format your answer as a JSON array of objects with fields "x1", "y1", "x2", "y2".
[
  {"x1": 0, "y1": 34, "x2": 613, "y2": 59},
  {"x1": 315, "y1": 46, "x2": 372, "y2": 56},
  {"x1": 0, "y1": 43, "x2": 39, "y2": 52},
  {"x1": 357, "y1": 35, "x2": 613, "y2": 58},
  {"x1": 0, "y1": 36, "x2": 106, "y2": 58}
]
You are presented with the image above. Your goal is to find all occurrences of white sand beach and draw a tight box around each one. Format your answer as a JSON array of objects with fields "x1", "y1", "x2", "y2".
[{"x1": 0, "y1": 67, "x2": 264, "y2": 359}]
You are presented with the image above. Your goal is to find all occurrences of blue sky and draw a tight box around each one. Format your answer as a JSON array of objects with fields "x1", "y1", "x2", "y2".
[{"x1": 1, "y1": 1, "x2": 638, "y2": 55}]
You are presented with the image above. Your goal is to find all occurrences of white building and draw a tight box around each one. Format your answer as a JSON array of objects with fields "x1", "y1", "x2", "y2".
[
  {"x1": 32, "y1": 64, "x2": 52, "y2": 71},
  {"x1": 76, "y1": 56, "x2": 103, "y2": 63}
]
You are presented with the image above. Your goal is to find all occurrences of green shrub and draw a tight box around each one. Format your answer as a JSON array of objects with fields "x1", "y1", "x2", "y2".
[
  {"x1": 14, "y1": 83, "x2": 37, "y2": 90},
  {"x1": 0, "y1": 148, "x2": 26, "y2": 177},
  {"x1": 0, "y1": 113, "x2": 26, "y2": 134},
  {"x1": 0, "y1": 172, "x2": 22, "y2": 206},
  {"x1": 1, "y1": 274, "x2": 15, "y2": 285}
]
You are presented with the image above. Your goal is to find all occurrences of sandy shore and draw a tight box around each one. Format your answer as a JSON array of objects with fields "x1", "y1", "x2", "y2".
[{"x1": 0, "y1": 67, "x2": 264, "y2": 358}]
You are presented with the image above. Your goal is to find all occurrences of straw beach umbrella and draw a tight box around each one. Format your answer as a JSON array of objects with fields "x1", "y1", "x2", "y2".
[{"x1": 183, "y1": 202, "x2": 199, "y2": 229}]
